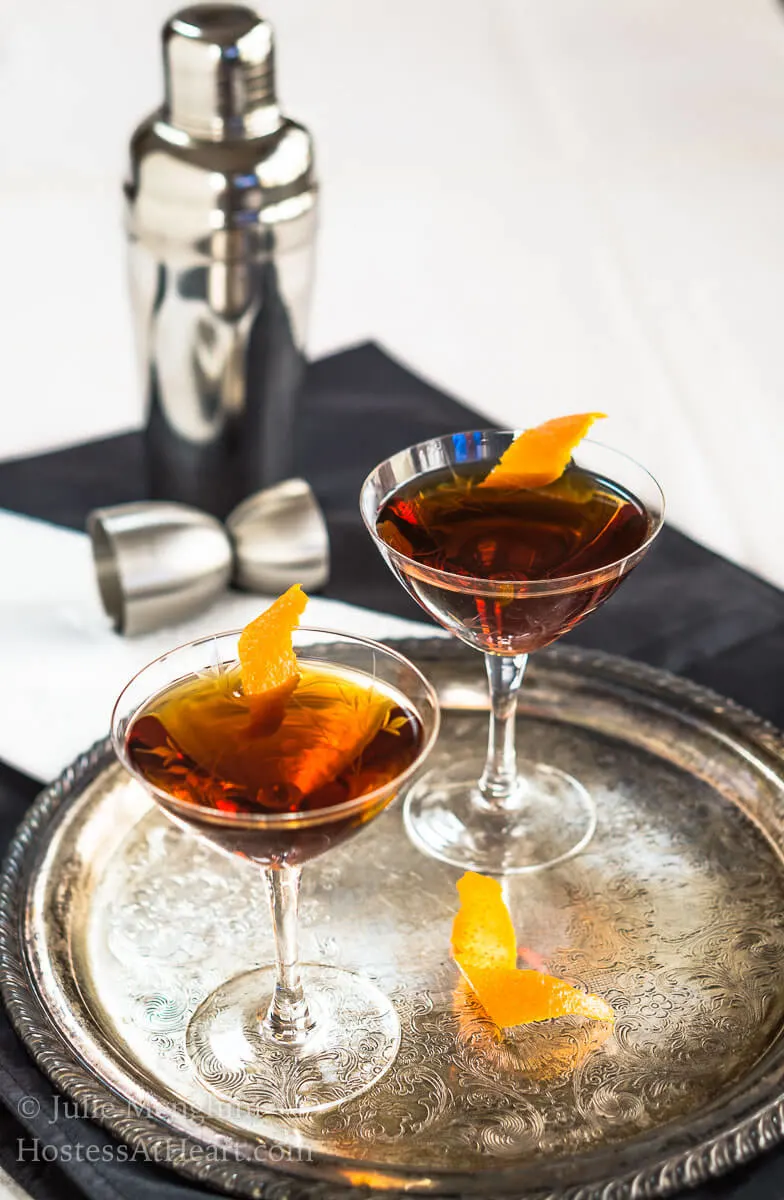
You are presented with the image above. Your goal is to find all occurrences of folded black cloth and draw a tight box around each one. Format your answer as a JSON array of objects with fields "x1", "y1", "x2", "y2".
[{"x1": 0, "y1": 342, "x2": 782, "y2": 1199}]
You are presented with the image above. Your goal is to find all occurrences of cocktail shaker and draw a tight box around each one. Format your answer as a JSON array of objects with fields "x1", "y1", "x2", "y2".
[{"x1": 125, "y1": 4, "x2": 318, "y2": 519}]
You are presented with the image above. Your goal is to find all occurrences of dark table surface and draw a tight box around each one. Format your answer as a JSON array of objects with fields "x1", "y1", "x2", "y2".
[{"x1": 0, "y1": 343, "x2": 782, "y2": 1199}]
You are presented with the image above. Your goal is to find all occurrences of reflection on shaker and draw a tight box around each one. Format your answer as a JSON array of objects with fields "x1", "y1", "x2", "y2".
[{"x1": 125, "y1": 4, "x2": 318, "y2": 519}]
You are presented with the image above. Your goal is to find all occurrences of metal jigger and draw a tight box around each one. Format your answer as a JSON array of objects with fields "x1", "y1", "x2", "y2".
[{"x1": 87, "y1": 480, "x2": 329, "y2": 636}]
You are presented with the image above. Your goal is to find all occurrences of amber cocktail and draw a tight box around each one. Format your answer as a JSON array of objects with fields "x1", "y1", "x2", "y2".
[
  {"x1": 113, "y1": 628, "x2": 439, "y2": 1115},
  {"x1": 361, "y1": 430, "x2": 664, "y2": 875}
]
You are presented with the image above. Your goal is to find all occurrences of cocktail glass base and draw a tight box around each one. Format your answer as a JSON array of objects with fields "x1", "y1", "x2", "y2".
[
  {"x1": 186, "y1": 964, "x2": 400, "y2": 1115},
  {"x1": 403, "y1": 756, "x2": 597, "y2": 875}
]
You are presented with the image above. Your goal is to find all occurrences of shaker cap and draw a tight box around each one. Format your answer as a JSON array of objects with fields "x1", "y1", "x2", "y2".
[{"x1": 163, "y1": 4, "x2": 280, "y2": 140}]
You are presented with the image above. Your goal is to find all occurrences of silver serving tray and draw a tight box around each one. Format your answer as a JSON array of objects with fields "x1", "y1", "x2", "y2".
[{"x1": 3, "y1": 638, "x2": 784, "y2": 1200}]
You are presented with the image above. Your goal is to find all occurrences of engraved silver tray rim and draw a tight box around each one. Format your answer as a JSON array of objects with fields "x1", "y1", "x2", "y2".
[{"x1": 2, "y1": 638, "x2": 784, "y2": 1200}]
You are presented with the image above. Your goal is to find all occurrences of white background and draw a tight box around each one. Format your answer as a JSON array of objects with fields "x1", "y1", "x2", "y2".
[{"x1": 1, "y1": 0, "x2": 783, "y2": 589}]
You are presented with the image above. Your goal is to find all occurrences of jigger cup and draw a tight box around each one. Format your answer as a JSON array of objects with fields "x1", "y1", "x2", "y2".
[
  {"x1": 88, "y1": 479, "x2": 330, "y2": 636},
  {"x1": 88, "y1": 502, "x2": 232, "y2": 637},
  {"x1": 226, "y1": 478, "x2": 330, "y2": 593}
]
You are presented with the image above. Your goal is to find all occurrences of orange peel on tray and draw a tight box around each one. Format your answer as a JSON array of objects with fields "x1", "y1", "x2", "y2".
[
  {"x1": 451, "y1": 872, "x2": 613, "y2": 1028},
  {"x1": 479, "y1": 412, "x2": 606, "y2": 490},
  {"x1": 452, "y1": 871, "x2": 517, "y2": 971}
]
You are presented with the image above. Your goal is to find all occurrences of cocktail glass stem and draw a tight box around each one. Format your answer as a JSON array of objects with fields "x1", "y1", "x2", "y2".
[
  {"x1": 477, "y1": 653, "x2": 528, "y2": 809},
  {"x1": 262, "y1": 865, "x2": 315, "y2": 1045}
]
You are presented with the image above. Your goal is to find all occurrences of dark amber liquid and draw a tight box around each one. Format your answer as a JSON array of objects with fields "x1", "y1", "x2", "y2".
[
  {"x1": 377, "y1": 463, "x2": 650, "y2": 654},
  {"x1": 126, "y1": 662, "x2": 422, "y2": 865}
]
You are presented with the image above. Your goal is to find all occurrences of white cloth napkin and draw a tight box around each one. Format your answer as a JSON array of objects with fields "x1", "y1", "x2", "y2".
[{"x1": 0, "y1": 510, "x2": 435, "y2": 783}]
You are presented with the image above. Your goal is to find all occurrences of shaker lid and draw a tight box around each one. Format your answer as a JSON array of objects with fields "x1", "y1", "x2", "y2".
[{"x1": 163, "y1": 4, "x2": 280, "y2": 140}]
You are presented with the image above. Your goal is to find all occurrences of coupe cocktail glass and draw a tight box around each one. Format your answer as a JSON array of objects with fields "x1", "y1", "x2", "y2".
[
  {"x1": 361, "y1": 431, "x2": 663, "y2": 875},
  {"x1": 112, "y1": 627, "x2": 439, "y2": 1114}
]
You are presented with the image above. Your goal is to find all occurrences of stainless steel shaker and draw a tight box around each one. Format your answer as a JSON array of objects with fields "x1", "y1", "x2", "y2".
[{"x1": 125, "y1": 4, "x2": 318, "y2": 519}]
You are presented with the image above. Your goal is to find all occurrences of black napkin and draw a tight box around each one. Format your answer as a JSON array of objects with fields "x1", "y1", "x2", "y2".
[{"x1": 0, "y1": 342, "x2": 782, "y2": 1198}]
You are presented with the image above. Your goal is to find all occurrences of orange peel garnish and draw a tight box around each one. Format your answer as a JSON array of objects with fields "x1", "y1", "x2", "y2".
[
  {"x1": 479, "y1": 412, "x2": 606, "y2": 490},
  {"x1": 456, "y1": 964, "x2": 613, "y2": 1028},
  {"x1": 238, "y1": 584, "x2": 308, "y2": 698},
  {"x1": 451, "y1": 872, "x2": 516, "y2": 971},
  {"x1": 451, "y1": 871, "x2": 614, "y2": 1029},
  {"x1": 235, "y1": 588, "x2": 392, "y2": 796}
]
